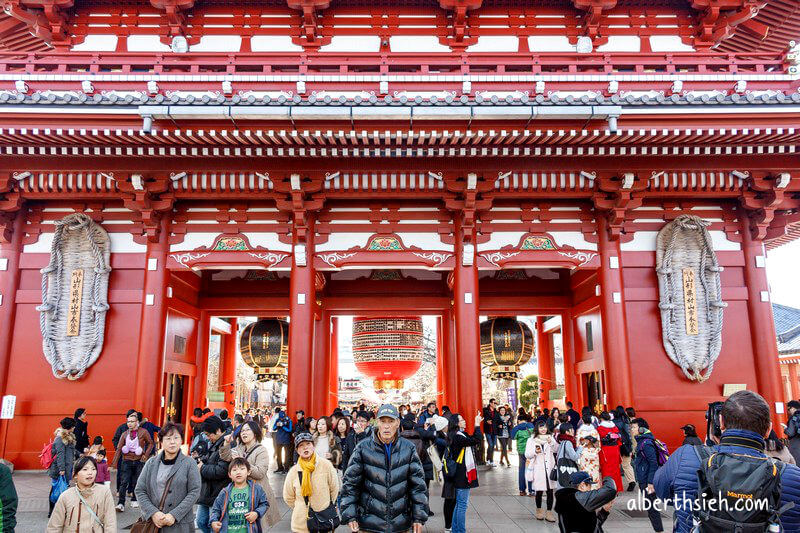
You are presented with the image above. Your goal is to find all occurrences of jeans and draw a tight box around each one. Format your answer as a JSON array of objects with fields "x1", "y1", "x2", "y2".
[
  {"x1": 639, "y1": 486, "x2": 664, "y2": 532},
  {"x1": 452, "y1": 488, "x2": 470, "y2": 533},
  {"x1": 485, "y1": 433, "x2": 497, "y2": 463},
  {"x1": 518, "y1": 460, "x2": 533, "y2": 493},
  {"x1": 117, "y1": 459, "x2": 143, "y2": 505},
  {"x1": 196, "y1": 503, "x2": 211, "y2": 533}
]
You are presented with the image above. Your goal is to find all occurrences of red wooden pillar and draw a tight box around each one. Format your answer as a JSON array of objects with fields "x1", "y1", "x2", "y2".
[
  {"x1": 436, "y1": 316, "x2": 447, "y2": 409},
  {"x1": 442, "y1": 310, "x2": 458, "y2": 410},
  {"x1": 327, "y1": 317, "x2": 339, "y2": 413},
  {"x1": 219, "y1": 318, "x2": 238, "y2": 411},
  {"x1": 741, "y1": 211, "x2": 785, "y2": 432},
  {"x1": 287, "y1": 216, "x2": 315, "y2": 415},
  {"x1": 536, "y1": 317, "x2": 553, "y2": 409},
  {"x1": 0, "y1": 211, "x2": 24, "y2": 458},
  {"x1": 788, "y1": 363, "x2": 800, "y2": 403},
  {"x1": 453, "y1": 221, "x2": 482, "y2": 428},
  {"x1": 134, "y1": 217, "x2": 170, "y2": 424},
  {"x1": 596, "y1": 216, "x2": 634, "y2": 408},
  {"x1": 311, "y1": 310, "x2": 330, "y2": 417},
  {"x1": 193, "y1": 311, "x2": 211, "y2": 410},
  {"x1": 561, "y1": 312, "x2": 579, "y2": 406}
]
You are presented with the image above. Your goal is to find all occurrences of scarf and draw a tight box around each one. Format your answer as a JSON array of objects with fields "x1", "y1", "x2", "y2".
[
  {"x1": 298, "y1": 454, "x2": 316, "y2": 498},
  {"x1": 459, "y1": 432, "x2": 477, "y2": 483},
  {"x1": 556, "y1": 433, "x2": 575, "y2": 446}
]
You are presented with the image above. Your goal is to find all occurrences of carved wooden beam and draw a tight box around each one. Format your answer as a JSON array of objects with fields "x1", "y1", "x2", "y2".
[
  {"x1": 438, "y1": 0, "x2": 482, "y2": 49},
  {"x1": 150, "y1": 0, "x2": 197, "y2": 45},
  {"x1": 572, "y1": 0, "x2": 617, "y2": 42},
  {"x1": 740, "y1": 171, "x2": 796, "y2": 240},
  {"x1": 690, "y1": 0, "x2": 767, "y2": 48},
  {"x1": 2, "y1": 0, "x2": 73, "y2": 49},
  {"x1": 286, "y1": 0, "x2": 331, "y2": 50},
  {"x1": 592, "y1": 172, "x2": 646, "y2": 240},
  {"x1": 117, "y1": 174, "x2": 175, "y2": 243}
]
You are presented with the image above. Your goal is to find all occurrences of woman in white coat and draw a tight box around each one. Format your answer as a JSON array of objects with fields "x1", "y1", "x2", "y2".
[{"x1": 525, "y1": 422, "x2": 557, "y2": 522}]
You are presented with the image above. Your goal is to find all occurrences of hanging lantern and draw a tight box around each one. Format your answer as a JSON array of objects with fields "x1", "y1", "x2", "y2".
[
  {"x1": 239, "y1": 319, "x2": 289, "y2": 382},
  {"x1": 352, "y1": 316, "x2": 423, "y2": 389},
  {"x1": 480, "y1": 317, "x2": 534, "y2": 380}
]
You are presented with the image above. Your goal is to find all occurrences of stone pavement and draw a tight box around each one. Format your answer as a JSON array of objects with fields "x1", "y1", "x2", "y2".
[{"x1": 16, "y1": 450, "x2": 670, "y2": 531}]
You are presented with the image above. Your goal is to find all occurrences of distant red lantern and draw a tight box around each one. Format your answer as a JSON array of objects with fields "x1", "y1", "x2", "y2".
[{"x1": 352, "y1": 316, "x2": 424, "y2": 389}]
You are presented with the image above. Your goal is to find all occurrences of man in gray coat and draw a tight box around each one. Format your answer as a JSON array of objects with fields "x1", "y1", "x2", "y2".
[{"x1": 135, "y1": 422, "x2": 201, "y2": 532}]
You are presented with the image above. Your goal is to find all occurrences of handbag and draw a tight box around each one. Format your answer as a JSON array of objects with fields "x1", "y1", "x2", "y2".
[
  {"x1": 131, "y1": 474, "x2": 174, "y2": 533},
  {"x1": 299, "y1": 471, "x2": 341, "y2": 532},
  {"x1": 427, "y1": 444, "x2": 442, "y2": 483},
  {"x1": 50, "y1": 475, "x2": 69, "y2": 503}
]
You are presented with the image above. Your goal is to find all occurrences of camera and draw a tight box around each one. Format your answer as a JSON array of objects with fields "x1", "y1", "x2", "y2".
[{"x1": 705, "y1": 401, "x2": 724, "y2": 445}]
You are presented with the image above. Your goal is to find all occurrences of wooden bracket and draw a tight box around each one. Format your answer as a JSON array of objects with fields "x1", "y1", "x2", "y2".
[
  {"x1": 690, "y1": 0, "x2": 767, "y2": 48},
  {"x1": 592, "y1": 172, "x2": 646, "y2": 240}
]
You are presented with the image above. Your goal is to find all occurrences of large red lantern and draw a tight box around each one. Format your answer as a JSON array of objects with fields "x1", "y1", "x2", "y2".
[{"x1": 352, "y1": 316, "x2": 424, "y2": 389}]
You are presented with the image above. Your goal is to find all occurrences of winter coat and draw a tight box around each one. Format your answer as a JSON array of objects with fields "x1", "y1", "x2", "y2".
[
  {"x1": 95, "y1": 461, "x2": 110, "y2": 484},
  {"x1": 613, "y1": 417, "x2": 632, "y2": 457},
  {"x1": 554, "y1": 476, "x2": 616, "y2": 533},
  {"x1": 632, "y1": 432, "x2": 659, "y2": 487},
  {"x1": 210, "y1": 480, "x2": 268, "y2": 533},
  {"x1": 340, "y1": 432, "x2": 428, "y2": 533},
  {"x1": 134, "y1": 451, "x2": 201, "y2": 533},
  {"x1": 282, "y1": 455, "x2": 339, "y2": 533},
  {"x1": 111, "y1": 422, "x2": 128, "y2": 449},
  {"x1": 681, "y1": 435, "x2": 703, "y2": 447},
  {"x1": 525, "y1": 434, "x2": 556, "y2": 492},
  {"x1": 566, "y1": 409, "x2": 581, "y2": 430},
  {"x1": 412, "y1": 425, "x2": 436, "y2": 482},
  {"x1": 272, "y1": 413, "x2": 294, "y2": 445},
  {"x1": 312, "y1": 431, "x2": 342, "y2": 468},
  {"x1": 111, "y1": 428, "x2": 154, "y2": 467},
  {"x1": 654, "y1": 429, "x2": 800, "y2": 533},
  {"x1": 46, "y1": 484, "x2": 117, "y2": 533},
  {"x1": 48, "y1": 428, "x2": 77, "y2": 480},
  {"x1": 0, "y1": 463, "x2": 17, "y2": 532},
  {"x1": 596, "y1": 422, "x2": 622, "y2": 492},
  {"x1": 786, "y1": 413, "x2": 800, "y2": 465},
  {"x1": 444, "y1": 428, "x2": 482, "y2": 493},
  {"x1": 497, "y1": 415, "x2": 512, "y2": 439},
  {"x1": 511, "y1": 422, "x2": 536, "y2": 454},
  {"x1": 73, "y1": 419, "x2": 89, "y2": 455},
  {"x1": 219, "y1": 441, "x2": 281, "y2": 528},
  {"x1": 482, "y1": 407, "x2": 500, "y2": 435},
  {"x1": 767, "y1": 441, "x2": 797, "y2": 465},
  {"x1": 198, "y1": 434, "x2": 231, "y2": 507}
]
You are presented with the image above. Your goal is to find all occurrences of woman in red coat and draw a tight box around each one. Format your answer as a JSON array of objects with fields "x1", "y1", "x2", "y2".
[{"x1": 597, "y1": 411, "x2": 623, "y2": 492}]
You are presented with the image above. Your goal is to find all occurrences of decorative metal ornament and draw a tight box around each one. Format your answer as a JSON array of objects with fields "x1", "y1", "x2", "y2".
[
  {"x1": 239, "y1": 319, "x2": 289, "y2": 382},
  {"x1": 352, "y1": 316, "x2": 423, "y2": 389},
  {"x1": 656, "y1": 215, "x2": 727, "y2": 382},
  {"x1": 480, "y1": 317, "x2": 534, "y2": 379},
  {"x1": 38, "y1": 213, "x2": 111, "y2": 380}
]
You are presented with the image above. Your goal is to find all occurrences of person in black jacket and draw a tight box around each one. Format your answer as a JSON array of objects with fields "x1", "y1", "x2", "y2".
[
  {"x1": 555, "y1": 472, "x2": 617, "y2": 533},
  {"x1": 73, "y1": 408, "x2": 89, "y2": 455},
  {"x1": 679, "y1": 423, "x2": 703, "y2": 447},
  {"x1": 631, "y1": 418, "x2": 664, "y2": 533},
  {"x1": 482, "y1": 399, "x2": 500, "y2": 466},
  {"x1": 340, "y1": 404, "x2": 428, "y2": 533},
  {"x1": 195, "y1": 416, "x2": 230, "y2": 533},
  {"x1": 442, "y1": 412, "x2": 483, "y2": 533}
]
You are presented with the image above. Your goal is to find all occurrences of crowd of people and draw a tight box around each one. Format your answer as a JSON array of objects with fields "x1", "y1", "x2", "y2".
[{"x1": 33, "y1": 389, "x2": 800, "y2": 532}]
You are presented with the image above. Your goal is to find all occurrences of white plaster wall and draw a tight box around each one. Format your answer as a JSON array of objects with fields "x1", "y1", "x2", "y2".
[
  {"x1": 23, "y1": 232, "x2": 146, "y2": 253},
  {"x1": 620, "y1": 230, "x2": 741, "y2": 251}
]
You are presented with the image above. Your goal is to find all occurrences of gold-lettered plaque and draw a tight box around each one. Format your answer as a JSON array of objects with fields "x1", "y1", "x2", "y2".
[
  {"x1": 682, "y1": 268, "x2": 699, "y2": 336},
  {"x1": 66, "y1": 269, "x2": 84, "y2": 337}
]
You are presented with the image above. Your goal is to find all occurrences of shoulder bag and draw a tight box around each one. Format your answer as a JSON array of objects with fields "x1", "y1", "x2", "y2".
[
  {"x1": 76, "y1": 490, "x2": 105, "y2": 532},
  {"x1": 298, "y1": 471, "x2": 341, "y2": 532},
  {"x1": 131, "y1": 472, "x2": 175, "y2": 533}
]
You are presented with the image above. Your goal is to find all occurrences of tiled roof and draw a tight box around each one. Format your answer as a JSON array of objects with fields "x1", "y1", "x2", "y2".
[{"x1": 775, "y1": 303, "x2": 800, "y2": 356}]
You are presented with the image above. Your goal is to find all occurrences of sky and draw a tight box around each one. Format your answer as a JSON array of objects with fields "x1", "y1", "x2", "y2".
[{"x1": 767, "y1": 240, "x2": 800, "y2": 307}]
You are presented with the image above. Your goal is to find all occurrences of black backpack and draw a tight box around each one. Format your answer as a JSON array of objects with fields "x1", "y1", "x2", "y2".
[
  {"x1": 692, "y1": 446, "x2": 793, "y2": 532},
  {"x1": 442, "y1": 447, "x2": 459, "y2": 481}
]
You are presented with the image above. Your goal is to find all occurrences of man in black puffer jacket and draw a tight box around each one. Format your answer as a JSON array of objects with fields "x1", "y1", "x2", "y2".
[
  {"x1": 341, "y1": 404, "x2": 428, "y2": 533},
  {"x1": 195, "y1": 416, "x2": 230, "y2": 533}
]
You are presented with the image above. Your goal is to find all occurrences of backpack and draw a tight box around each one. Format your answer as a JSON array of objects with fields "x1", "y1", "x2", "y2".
[
  {"x1": 692, "y1": 446, "x2": 793, "y2": 532},
  {"x1": 654, "y1": 438, "x2": 670, "y2": 466},
  {"x1": 39, "y1": 439, "x2": 55, "y2": 469},
  {"x1": 442, "y1": 447, "x2": 459, "y2": 481},
  {"x1": 515, "y1": 428, "x2": 533, "y2": 454}
]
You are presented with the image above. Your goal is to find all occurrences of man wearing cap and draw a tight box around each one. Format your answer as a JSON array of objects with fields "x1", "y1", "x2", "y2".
[
  {"x1": 341, "y1": 403, "x2": 428, "y2": 533},
  {"x1": 554, "y1": 472, "x2": 617, "y2": 533},
  {"x1": 679, "y1": 423, "x2": 702, "y2": 447}
]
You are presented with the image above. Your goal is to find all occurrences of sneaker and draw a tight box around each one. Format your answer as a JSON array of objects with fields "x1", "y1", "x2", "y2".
[
  {"x1": 131, "y1": 501, "x2": 139, "y2": 508},
  {"x1": 115, "y1": 504, "x2": 124, "y2": 512}
]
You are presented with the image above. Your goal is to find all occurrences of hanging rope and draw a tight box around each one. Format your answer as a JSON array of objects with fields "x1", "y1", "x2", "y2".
[
  {"x1": 656, "y1": 215, "x2": 726, "y2": 382},
  {"x1": 37, "y1": 213, "x2": 111, "y2": 380}
]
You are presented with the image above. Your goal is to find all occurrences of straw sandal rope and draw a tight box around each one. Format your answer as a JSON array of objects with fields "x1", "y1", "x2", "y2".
[
  {"x1": 37, "y1": 213, "x2": 111, "y2": 380},
  {"x1": 656, "y1": 215, "x2": 727, "y2": 382}
]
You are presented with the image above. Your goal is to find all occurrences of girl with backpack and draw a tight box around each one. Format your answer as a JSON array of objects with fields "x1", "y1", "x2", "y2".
[
  {"x1": 597, "y1": 412, "x2": 623, "y2": 493},
  {"x1": 525, "y1": 422, "x2": 557, "y2": 522},
  {"x1": 47, "y1": 417, "x2": 77, "y2": 517}
]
